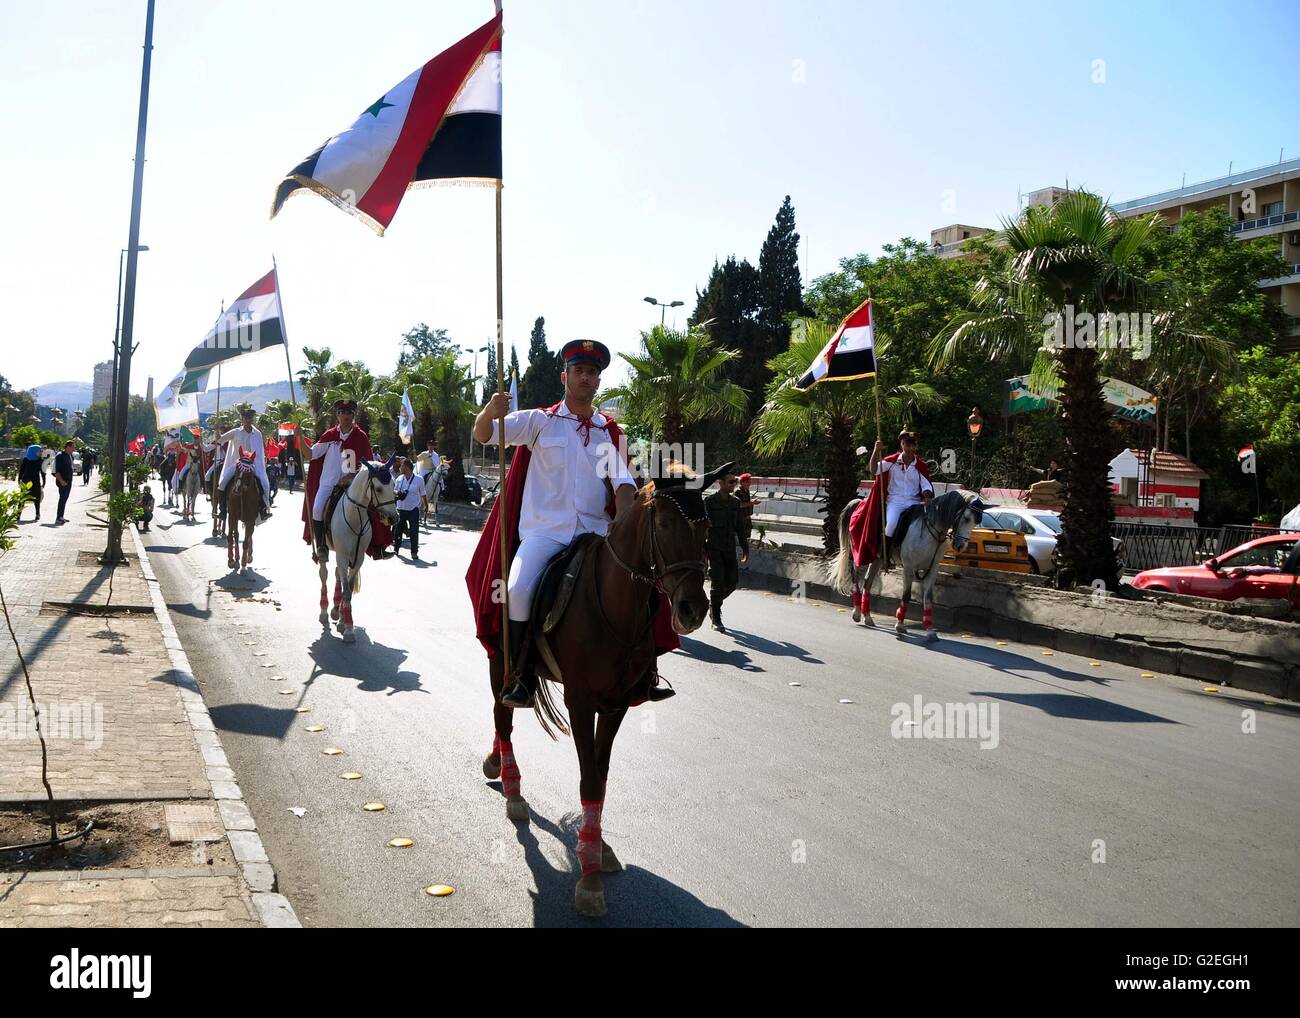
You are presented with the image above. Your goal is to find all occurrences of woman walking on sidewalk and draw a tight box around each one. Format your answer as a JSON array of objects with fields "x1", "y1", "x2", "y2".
[{"x1": 18, "y1": 444, "x2": 45, "y2": 522}]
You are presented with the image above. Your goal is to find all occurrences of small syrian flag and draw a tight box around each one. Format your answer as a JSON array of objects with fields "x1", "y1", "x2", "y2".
[
  {"x1": 399, "y1": 388, "x2": 415, "y2": 445},
  {"x1": 508, "y1": 372, "x2": 518, "y2": 413},
  {"x1": 794, "y1": 298, "x2": 877, "y2": 391},
  {"x1": 180, "y1": 269, "x2": 285, "y2": 393},
  {"x1": 1237, "y1": 445, "x2": 1255, "y2": 463},
  {"x1": 271, "y1": 11, "x2": 503, "y2": 235},
  {"x1": 278, "y1": 422, "x2": 298, "y2": 439}
]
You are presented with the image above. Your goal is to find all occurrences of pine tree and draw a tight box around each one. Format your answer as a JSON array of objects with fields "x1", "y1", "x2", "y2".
[
  {"x1": 519, "y1": 316, "x2": 565, "y2": 409},
  {"x1": 691, "y1": 255, "x2": 764, "y2": 416},
  {"x1": 758, "y1": 195, "x2": 804, "y2": 332}
]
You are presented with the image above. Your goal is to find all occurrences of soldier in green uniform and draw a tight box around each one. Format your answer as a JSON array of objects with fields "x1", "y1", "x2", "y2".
[{"x1": 705, "y1": 470, "x2": 750, "y2": 632}]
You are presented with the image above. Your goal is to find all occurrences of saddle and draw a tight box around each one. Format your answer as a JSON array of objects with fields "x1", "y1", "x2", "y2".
[
  {"x1": 884, "y1": 503, "x2": 926, "y2": 569},
  {"x1": 323, "y1": 483, "x2": 348, "y2": 531},
  {"x1": 512, "y1": 534, "x2": 601, "y2": 682}
]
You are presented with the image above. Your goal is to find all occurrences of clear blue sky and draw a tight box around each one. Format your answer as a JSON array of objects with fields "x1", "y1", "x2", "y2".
[{"x1": 1, "y1": 0, "x2": 1295, "y2": 399}]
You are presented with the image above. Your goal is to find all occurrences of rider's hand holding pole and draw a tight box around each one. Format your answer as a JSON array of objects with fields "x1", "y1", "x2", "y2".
[
  {"x1": 473, "y1": 392, "x2": 513, "y2": 444},
  {"x1": 866, "y1": 438, "x2": 883, "y2": 474}
]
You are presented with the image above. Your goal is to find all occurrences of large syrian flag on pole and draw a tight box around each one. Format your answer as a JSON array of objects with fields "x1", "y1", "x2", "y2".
[
  {"x1": 270, "y1": 11, "x2": 503, "y2": 235},
  {"x1": 179, "y1": 269, "x2": 285, "y2": 394},
  {"x1": 794, "y1": 298, "x2": 877, "y2": 391}
]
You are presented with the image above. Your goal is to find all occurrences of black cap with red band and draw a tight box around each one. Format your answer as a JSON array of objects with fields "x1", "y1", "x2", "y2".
[{"x1": 560, "y1": 339, "x2": 611, "y2": 371}]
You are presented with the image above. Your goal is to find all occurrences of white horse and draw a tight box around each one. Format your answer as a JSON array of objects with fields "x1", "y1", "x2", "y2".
[
  {"x1": 831, "y1": 489, "x2": 986, "y2": 642},
  {"x1": 422, "y1": 461, "x2": 448, "y2": 526},
  {"x1": 180, "y1": 461, "x2": 202, "y2": 522},
  {"x1": 317, "y1": 458, "x2": 399, "y2": 643}
]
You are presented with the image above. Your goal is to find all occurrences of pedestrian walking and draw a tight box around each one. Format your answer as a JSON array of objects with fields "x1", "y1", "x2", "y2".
[
  {"x1": 286, "y1": 456, "x2": 297, "y2": 493},
  {"x1": 81, "y1": 447, "x2": 95, "y2": 484},
  {"x1": 54, "y1": 440, "x2": 75, "y2": 524},
  {"x1": 392, "y1": 457, "x2": 425, "y2": 560},
  {"x1": 138, "y1": 485, "x2": 154, "y2": 532},
  {"x1": 704, "y1": 469, "x2": 749, "y2": 632},
  {"x1": 17, "y1": 444, "x2": 45, "y2": 522}
]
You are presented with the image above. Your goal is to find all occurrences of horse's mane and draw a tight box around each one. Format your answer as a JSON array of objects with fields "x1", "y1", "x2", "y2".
[{"x1": 925, "y1": 490, "x2": 973, "y2": 533}]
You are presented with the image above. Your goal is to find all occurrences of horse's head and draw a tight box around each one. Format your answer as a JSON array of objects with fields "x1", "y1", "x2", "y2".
[
  {"x1": 949, "y1": 491, "x2": 990, "y2": 553},
  {"x1": 627, "y1": 460, "x2": 735, "y2": 635},
  {"x1": 361, "y1": 458, "x2": 400, "y2": 522}
]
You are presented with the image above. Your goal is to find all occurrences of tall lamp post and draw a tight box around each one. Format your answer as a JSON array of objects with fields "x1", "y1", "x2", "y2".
[
  {"x1": 643, "y1": 296, "x2": 684, "y2": 325},
  {"x1": 966, "y1": 406, "x2": 984, "y2": 492},
  {"x1": 108, "y1": 244, "x2": 149, "y2": 459},
  {"x1": 468, "y1": 343, "x2": 489, "y2": 472},
  {"x1": 105, "y1": 0, "x2": 156, "y2": 566}
]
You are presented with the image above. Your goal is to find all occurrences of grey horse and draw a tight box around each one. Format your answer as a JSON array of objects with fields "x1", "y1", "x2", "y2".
[{"x1": 831, "y1": 489, "x2": 986, "y2": 641}]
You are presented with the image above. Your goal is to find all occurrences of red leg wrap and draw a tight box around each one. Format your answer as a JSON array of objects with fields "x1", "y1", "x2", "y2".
[
  {"x1": 499, "y1": 739, "x2": 521, "y2": 798},
  {"x1": 895, "y1": 603, "x2": 907, "y2": 623},
  {"x1": 922, "y1": 608, "x2": 933, "y2": 629},
  {"x1": 577, "y1": 799, "x2": 604, "y2": 877}
]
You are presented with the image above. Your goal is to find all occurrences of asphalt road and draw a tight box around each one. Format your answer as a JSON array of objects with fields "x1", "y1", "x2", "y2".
[{"x1": 142, "y1": 486, "x2": 1300, "y2": 927}]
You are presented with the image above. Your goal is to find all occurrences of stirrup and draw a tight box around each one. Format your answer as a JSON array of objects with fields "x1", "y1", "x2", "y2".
[{"x1": 500, "y1": 680, "x2": 534, "y2": 709}]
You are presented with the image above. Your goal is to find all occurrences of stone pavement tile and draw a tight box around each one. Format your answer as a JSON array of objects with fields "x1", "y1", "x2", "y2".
[{"x1": 0, "y1": 875, "x2": 259, "y2": 928}]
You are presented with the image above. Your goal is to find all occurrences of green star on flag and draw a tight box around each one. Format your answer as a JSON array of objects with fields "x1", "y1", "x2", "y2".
[{"x1": 364, "y1": 95, "x2": 394, "y2": 118}]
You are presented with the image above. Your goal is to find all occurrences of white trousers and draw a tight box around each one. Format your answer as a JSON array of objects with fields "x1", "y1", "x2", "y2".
[
  {"x1": 885, "y1": 500, "x2": 921, "y2": 538},
  {"x1": 312, "y1": 480, "x2": 340, "y2": 522},
  {"x1": 507, "y1": 534, "x2": 568, "y2": 622},
  {"x1": 219, "y1": 455, "x2": 271, "y2": 508}
]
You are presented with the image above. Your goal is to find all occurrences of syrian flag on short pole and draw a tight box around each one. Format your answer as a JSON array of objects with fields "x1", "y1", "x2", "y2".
[
  {"x1": 794, "y1": 298, "x2": 877, "y2": 391},
  {"x1": 278, "y1": 422, "x2": 298, "y2": 439},
  {"x1": 1238, "y1": 445, "x2": 1255, "y2": 464},
  {"x1": 154, "y1": 368, "x2": 200, "y2": 430},
  {"x1": 399, "y1": 389, "x2": 415, "y2": 445},
  {"x1": 179, "y1": 268, "x2": 285, "y2": 393},
  {"x1": 270, "y1": 10, "x2": 503, "y2": 235}
]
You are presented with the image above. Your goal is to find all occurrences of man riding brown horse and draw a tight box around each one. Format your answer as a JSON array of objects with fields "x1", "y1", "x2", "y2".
[{"x1": 467, "y1": 339, "x2": 675, "y2": 709}]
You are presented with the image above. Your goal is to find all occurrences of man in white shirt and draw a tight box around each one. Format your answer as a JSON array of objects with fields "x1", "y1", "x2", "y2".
[
  {"x1": 392, "y1": 457, "x2": 426, "y2": 560},
  {"x1": 473, "y1": 338, "x2": 643, "y2": 709},
  {"x1": 866, "y1": 430, "x2": 934, "y2": 568},
  {"x1": 216, "y1": 407, "x2": 273, "y2": 521}
]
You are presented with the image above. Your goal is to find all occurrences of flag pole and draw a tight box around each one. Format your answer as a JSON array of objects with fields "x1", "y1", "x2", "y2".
[
  {"x1": 869, "y1": 298, "x2": 886, "y2": 552},
  {"x1": 272, "y1": 255, "x2": 299, "y2": 406},
  {"x1": 495, "y1": 183, "x2": 510, "y2": 683}
]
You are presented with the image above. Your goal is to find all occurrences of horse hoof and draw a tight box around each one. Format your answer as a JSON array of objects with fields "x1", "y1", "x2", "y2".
[
  {"x1": 925, "y1": 629, "x2": 938, "y2": 643},
  {"x1": 851, "y1": 607, "x2": 861, "y2": 623},
  {"x1": 342, "y1": 628, "x2": 356, "y2": 644},
  {"x1": 319, "y1": 610, "x2": 328, "y2": 625},
  {"x1": 862, "y1": 615, "x2": 876, "y2": 628},
  {"x1": 601, "y1": 841, "x2": 624, "y2": 873},
  {"x1": 505, "y1": 796, "x2": 529, "y2": 822},
  {"x1": 574, "y1": 880, "x2": 606, "y2": 918},
  {"x1": 330, "y1": 606, "x2": 341, "y2": 622},
  {"x1": 895, "y1": 624, "x2": 907, "y2": 635},
  {"x1": 482, "y1": 753, "x2": 501, "y2": 780}
]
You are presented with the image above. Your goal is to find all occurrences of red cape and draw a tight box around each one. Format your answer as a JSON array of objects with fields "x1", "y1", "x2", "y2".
[
  {"x1": 300, "y1": 425, "x2": 392, "y2": 559},
  {"x1": 849, "y1": 452, "x2": 931, "y2": 567},
  {"x1": 465, "y1": 405, "x2": 679, "y2": 659}
]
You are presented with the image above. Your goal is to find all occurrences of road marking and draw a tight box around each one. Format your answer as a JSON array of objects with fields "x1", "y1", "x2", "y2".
[
  {"x1": 362, "y1": 802, "x2": 386, "y2": 812},
  {"x1": 425, "y1": 884, "x2": 454, "y2": 897},
  {"x1": 388, "y1": 838, "x2": 414, "y2": 848}
]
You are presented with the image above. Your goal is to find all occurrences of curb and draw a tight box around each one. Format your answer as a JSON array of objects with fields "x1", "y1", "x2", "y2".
[{"x1": 128, "y1": 522, "x2": 301, "y2": 928}]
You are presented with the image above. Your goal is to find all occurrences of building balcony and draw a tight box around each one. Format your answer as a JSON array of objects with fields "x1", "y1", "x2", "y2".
[
  {"x1": 1113, "y1": 156, "x2": 1300, "y2": 215},
  {"x1": 1229, "y1": 209, "x2": 1300, "y2": 236}
]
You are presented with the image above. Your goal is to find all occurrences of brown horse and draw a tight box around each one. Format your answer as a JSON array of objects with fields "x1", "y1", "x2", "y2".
[
  {"x1": 481, "y1": 463, "x2": 725, "y2": 918},
  {"x1": 226, "y1": 453, "x2": 260, "y2": 573}
]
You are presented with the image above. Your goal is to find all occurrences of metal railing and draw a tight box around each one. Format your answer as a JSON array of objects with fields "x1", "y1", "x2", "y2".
[
  {"x1": 1112, "y1": 157, "x2": 1300, "y2": 213},
  {"x1": 1110, "y1": 521, "x2": 1295, "y2": 572},
  {"x1": 1230, "y1": 209, "x2": 1300, "y2": 233}
]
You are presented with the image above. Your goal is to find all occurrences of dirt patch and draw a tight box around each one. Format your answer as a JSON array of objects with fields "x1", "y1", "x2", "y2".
[{"x1": 0, "y1": 801, "x2": 234, "y2": 872}]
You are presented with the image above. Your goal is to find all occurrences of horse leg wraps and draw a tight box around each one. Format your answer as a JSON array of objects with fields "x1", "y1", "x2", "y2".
[
  {"x1": 895, "y1": 602, "x2": 907, "y2": 624},
  {"x1": 577, "y1": 798, "x2": 604, "y2": 877},
  {"x1": 922, "y1": 607, "x2": 933, "y2": 630},
  {"x1": 851, "y1": 590, "x2": 862, "y2": 613},
  {"x1": 498, "y1": 738, "x2": 521, "y2": 799}
]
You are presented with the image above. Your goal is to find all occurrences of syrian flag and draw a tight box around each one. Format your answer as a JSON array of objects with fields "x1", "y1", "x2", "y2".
[
  {"x1": 508, "y1": 372, "x2": 518, "y2": 413},
  {"x1": 795, "y1": 298, "x2": 877, "y2": 391},
  {"x1": 270, "y1": 11, "x2": 503, "y2": 235},
  {"x1": 179, "y1": 269, "x2": 285, "y2": 394},
  {"x1": 1237, "y1": 445, "x2": 1255, "y2": 463},
  {"x1": 278, "y1": 422, "x2": 298, "y2": 439}
]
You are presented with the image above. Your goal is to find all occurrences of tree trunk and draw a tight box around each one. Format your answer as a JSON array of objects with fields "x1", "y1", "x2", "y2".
[
  {"x1": 821, "y1": 414, "x2": 856, "y2": 555},
  {"x1": 1055, "y1": 346, "x2": 1119, "y2": 589}
]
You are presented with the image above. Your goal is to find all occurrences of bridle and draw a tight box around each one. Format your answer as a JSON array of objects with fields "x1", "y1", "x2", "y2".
[
  {"x1": 337, "y1": 469, "x2": 396, "y2": 564},
  {"x1": 602, "y1": 490, "x2": 708, "y2": 595}
]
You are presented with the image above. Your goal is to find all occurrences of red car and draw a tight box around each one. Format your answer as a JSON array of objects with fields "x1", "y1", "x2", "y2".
[{"x1": 1132, "y1": 534, "x2": 1300, "y2": 607}]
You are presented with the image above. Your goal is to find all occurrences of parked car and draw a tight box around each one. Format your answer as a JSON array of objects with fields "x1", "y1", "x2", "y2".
[
  {"x1": 985, "y1": 507, "x2": 1127, "y2": 574},
  {"x1": 462, "y1": 473, "x2": 483, "y2": 505},
  {"x1": 1131, "y1": 534, "x2": 1300, "y2": 606},
  {"x1": 943, "y1": 511, "x2": 1033, "y2": 573}
]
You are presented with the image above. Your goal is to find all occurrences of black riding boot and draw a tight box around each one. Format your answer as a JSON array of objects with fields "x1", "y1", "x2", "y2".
[
  {"x1": 313, "y1": 519, "x2": 328, "y2": 559},
  {"x1": 710, "y1": 601, "x2": 726, "y2": 633},
  {"x1": 500, "y1": 619, "x2": 535, "y2": 709},
  {"x1": 881, "y1": 535, "x2": 895, "y2": 572}
]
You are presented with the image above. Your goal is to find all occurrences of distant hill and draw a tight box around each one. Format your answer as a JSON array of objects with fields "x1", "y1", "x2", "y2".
[
  {"x1": 30, "y1": 381, "x2": 93, "y2": 411},
  {"x1": 196, "y1": 381, "x2": 295, "y2": 414}
]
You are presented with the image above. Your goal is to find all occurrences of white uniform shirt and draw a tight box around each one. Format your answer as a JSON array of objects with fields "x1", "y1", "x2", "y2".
[
  {"x1": 878, "y1": 455, "x2": 933, "y2": 506},
  {"x1": 395, "y1": 473, "x2": 425, "y2": 512},
  {"x1": 488, "y1": 402, "x2": 636, "y2": 543},
  {"x1": 218, "y1": 426, "x2": 265, "y2": 465},
  {"x1": 309, "y1": 427, "x2": 363, "y2": 492}
]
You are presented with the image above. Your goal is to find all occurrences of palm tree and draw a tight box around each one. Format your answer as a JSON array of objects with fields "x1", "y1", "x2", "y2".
[
  {"x1": 297, "y1": 346, "x2": 335, "y2": 432},
  {"x1": 752, "y1": 321, "x2": 944, "y2": 552},
  {"x1": 601, "y1": 325, "x2": 747, "y2": 451},
  {"x1": 325, "y1": 362, "x2": 388, "y2": 437},
  {"x1": 415, "y1": 352, "x2": 478, "y2": 500},
  {"x1": 930, "y1": 191, "x2": 1163, "y2": 589}
]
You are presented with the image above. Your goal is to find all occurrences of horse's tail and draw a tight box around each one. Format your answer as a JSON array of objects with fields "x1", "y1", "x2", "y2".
[
  {"x1": 532, "y1": 675, "x2": 570, "y2": 741},
  {"x1": 350, "y1": 566, "x2": 362, "y2": 594},
  {"x1": 830, "y1": 498, "x2": 860, "y2": 594}
]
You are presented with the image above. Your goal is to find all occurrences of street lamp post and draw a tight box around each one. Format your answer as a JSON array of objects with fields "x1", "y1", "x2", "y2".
[
  {"x1": 966, "y1": 406, "x2": 984, "y2": 492},
  {"x1": 469, "y1": 344, "x2": 489, "y2": 472},
  {"x1": 108, "y1": 244, "x2": 149, "y2": 463},
  {"x1": 643, "y1": 296, "x2": 684, "y2": 326}
]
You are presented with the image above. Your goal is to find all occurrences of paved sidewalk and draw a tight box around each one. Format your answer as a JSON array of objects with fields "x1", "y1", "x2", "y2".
[{"x1": 0, "y1": 478, "x2": 294, "y2": 927}]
